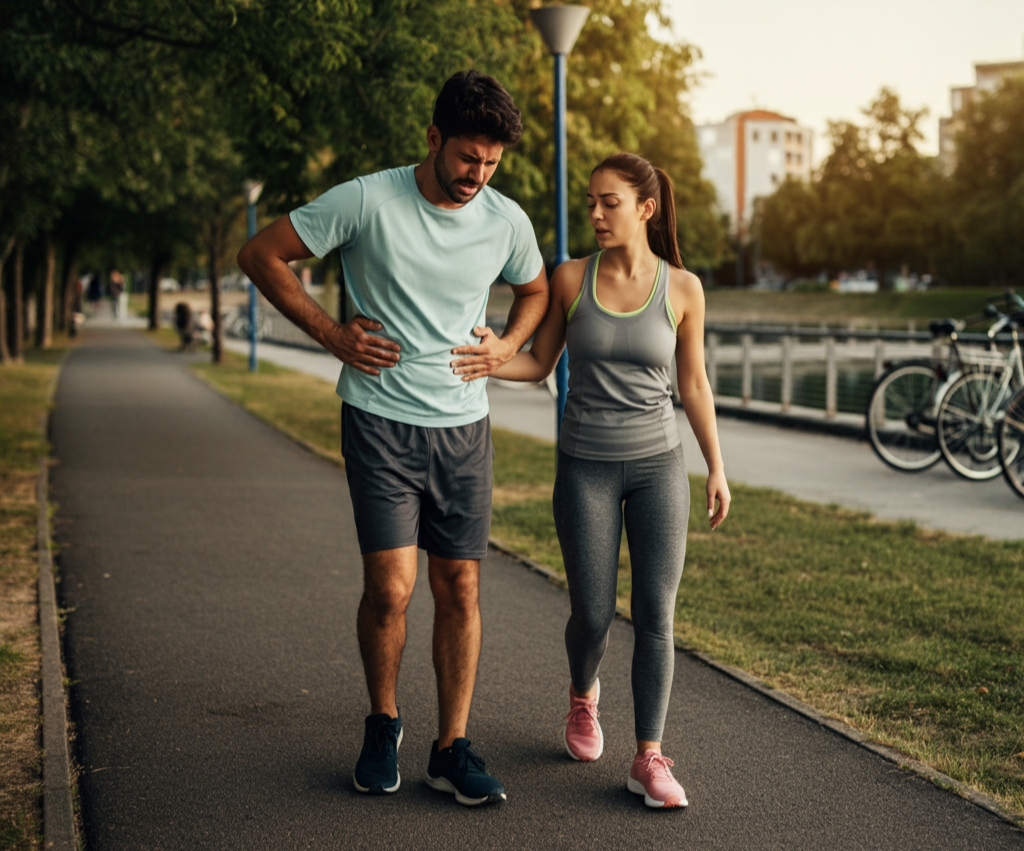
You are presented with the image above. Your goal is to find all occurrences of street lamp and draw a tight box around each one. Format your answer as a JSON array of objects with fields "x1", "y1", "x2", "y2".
[
  {"x1": 244, "y1": 180, "x2": 264, "y2": 373},
  {"x1": 529, "y1": 4, "x2": 589, "y2": 438}
]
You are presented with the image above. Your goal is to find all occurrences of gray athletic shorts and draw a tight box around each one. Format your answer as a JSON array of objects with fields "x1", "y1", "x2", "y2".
[{"x1": 340, "y1": 403, "x2": 493, "y2": 559}]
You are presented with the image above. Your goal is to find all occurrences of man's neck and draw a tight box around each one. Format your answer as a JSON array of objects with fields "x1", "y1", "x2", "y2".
[{"x1": 414, "y1": 157, "x2": 464, "y2": 210}]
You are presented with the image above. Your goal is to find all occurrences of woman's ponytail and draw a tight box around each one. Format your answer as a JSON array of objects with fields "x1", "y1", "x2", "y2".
[
  {"x1": 648, "y1": 167, "x2": 683, "y2": 269},
  {"x1": 592, "y1": 153, "x2": 684, "y2": 269}
]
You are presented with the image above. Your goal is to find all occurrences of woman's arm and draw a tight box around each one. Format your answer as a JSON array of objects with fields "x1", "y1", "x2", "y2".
[
  {"x1": 672, "y1": 270, "x2": 731, "y2": 529},
  {"x1": 458, "y1": 258, "x2": 586, "y2": 382}
]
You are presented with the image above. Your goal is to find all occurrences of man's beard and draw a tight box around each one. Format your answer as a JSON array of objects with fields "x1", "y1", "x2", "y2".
[{"x1": 435, "y1": 151, "x2": 481, "y2": 205}]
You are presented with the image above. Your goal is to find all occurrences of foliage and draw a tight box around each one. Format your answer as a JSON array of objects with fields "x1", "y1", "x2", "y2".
[
  {"x1": 943, "y1": 74, "x2": 1024, "y2": 286},
  {"x1": 759, "y1": 81, "x2": 1024, "y2": 288},
  {"x1": 759, "y1": 87, "x2": 941, "y2": 285},
  {"x1": 2, "y1": 0, "x2": 728, "y2": 359}
]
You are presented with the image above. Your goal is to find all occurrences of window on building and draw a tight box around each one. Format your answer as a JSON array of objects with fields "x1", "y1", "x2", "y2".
[
  {"x1": 785, "y1": 151, "x2": 792, "y2": 164},
  {"x1": 796, "y1": 132, "x2": 802, "y2": 145},
  {"x1": 796, "y1": 154, "x2": 802, "y2": 165},
  {"x1": 771, "y1": 174, "x2": 779, "y2": 185},
  {"x1": 752, "y1": 130, "x2": 760, "y2": 142},
  {"x1": 771, "y1": 131, "x2": 778, "y2": 142}
]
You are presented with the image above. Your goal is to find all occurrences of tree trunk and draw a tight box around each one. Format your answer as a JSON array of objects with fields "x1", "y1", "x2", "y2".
[
  {"x1": 0, "y1": 237, "x2": 13, "y2": 364},
  {"x1": 207, "y1": 217, "x2": 224, "y2": 364},
  {"x1": 11, "y1": 240, "x2": 25, "y2": 362},
  {"x1": 35, "y1": 232, "x2": 55, "y2": 349},
  {"x1": 60, "y1": 239, "x2": 80, "y2": 333},
  {"x1": 147, "y1": 251, "x2": 171, "y2": 331}
]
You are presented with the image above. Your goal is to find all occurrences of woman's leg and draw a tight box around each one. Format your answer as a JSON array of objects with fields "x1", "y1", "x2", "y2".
[
  {"x1": 553, "y1": 451, "x2": 624, "y2": 695},
  {"x1": 622, "y1": 445, "x2": 689, "y2": 748}
]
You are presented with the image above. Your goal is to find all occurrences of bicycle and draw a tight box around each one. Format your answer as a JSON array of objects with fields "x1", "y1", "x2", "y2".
[
  {"x1": 226, "y1": 303, "x2": 270, "y2": 340},
  {"x1": 935, "y1": 313, "x2": 1024, "y2": 481},
  {"x1": 998, "y1": 381, "x2": 1024, "y2": 500},
  {"x1": 865, "y1": 318, "x2": 966, "y2": 472}
]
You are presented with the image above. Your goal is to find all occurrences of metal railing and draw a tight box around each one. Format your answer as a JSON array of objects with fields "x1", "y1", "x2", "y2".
[{"x1": 700, "y1": 324, "x2": 1017, "y2": 422}]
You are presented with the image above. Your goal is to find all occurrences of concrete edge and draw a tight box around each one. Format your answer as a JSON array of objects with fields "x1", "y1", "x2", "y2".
[
  {"x1": 486, "y1": 537, "x2": 1023, "y2": 831},
  {"x1": 37, "y1": 454, "x2": 78, "y2": 851},
  {"x1": 713, "y1": 397, "x2": 868, "y2": 440}
]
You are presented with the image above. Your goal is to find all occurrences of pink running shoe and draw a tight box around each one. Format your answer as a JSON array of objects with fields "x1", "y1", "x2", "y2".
[
  {"x1": 627, "y1": 750, "x2": 688, "y2": 808},
  {"x1": 564, "y1": 679, "x2": 603, "y2": 761}
]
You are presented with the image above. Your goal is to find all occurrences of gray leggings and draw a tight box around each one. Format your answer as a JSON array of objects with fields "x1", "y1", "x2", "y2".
[{"x1": 553, "y1": 445, "x2": 689, "y2": 743}]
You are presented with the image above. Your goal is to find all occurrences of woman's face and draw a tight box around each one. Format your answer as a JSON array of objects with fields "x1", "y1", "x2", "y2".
[{"x1": 587, "y1": 169, "x2": 651, "y2": 249}]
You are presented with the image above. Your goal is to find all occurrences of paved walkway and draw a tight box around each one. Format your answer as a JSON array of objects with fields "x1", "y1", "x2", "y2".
[
  {"x1": 226, "y1": 337, "x2": 1024, "y2": 541},
  {"x1": 49, "y1": 327, "x2": 1022, "y2": 849}
]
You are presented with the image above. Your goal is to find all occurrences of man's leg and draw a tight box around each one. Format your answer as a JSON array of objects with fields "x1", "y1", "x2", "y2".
[
  {"x1": 357, "y1": 545, "x2": 419, "y2": 718},
  {"x1": 427, "y1": 554, "x2": 481, "y2": 749}
]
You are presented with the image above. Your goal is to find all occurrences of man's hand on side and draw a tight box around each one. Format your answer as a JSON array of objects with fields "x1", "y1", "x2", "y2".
[
  {"x1": 450, "y1": 326, "x2": 516, "y2": 381},
  {"x1": 324, "y1": 316, "x2": 401, "y2": 376}
]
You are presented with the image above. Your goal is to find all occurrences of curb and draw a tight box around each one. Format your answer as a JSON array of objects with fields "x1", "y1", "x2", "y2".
[
  {"x1": 37, "y1": 455, "x2": 78, "y2": 851},
  {"x1": 486, "y1": 538, "x2": 1023, "y2": 831},
  {"x1": 713, "y1": 398, "x2": 867, "y2": 440}
]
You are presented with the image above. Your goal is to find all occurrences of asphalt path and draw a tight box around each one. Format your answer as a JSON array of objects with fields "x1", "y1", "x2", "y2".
[{"x1": 51, "y1": 329, "x2": 1023, "y2": 850}]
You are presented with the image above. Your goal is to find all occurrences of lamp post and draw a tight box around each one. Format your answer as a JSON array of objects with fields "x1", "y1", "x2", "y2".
[
  {"x1": 529, "y1": 4, "x2": 589, "y2": 438},
  {"x1": 244, "y1": 180, "x2": 264, "y2": 373}
]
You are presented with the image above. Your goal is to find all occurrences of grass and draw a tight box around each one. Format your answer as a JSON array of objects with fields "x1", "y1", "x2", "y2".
[
  {"x1": 703, "y1": 286, "x2": 1012, "y2": 329},
  {"x1": 0, "y1": 344, "x2": 67, "y2": 851},
  {"x1": 178, "y1": 337, "x2": 1024, "y2": 821}
]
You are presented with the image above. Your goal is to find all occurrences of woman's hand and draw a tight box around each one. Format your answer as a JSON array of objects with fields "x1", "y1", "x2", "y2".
[{"x1": 707, "y1": 469, "x2": 730, "y2": 530}]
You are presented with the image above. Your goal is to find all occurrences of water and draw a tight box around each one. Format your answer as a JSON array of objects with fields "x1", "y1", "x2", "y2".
[{"x1": 714, "y1": 361, "x2": 876, "y2": 415}]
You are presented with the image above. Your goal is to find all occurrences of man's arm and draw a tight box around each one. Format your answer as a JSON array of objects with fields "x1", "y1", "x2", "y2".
[
  {"x1": 237, "y1": 216, "x2": 400, "y2": 375},
  {"x1": 449, "y1": 266, "x2": 549, "y2": 380}
]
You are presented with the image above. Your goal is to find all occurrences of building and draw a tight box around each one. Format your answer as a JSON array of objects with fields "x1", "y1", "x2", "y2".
[
  {"x1": 939, "y1": 55, "x2": 1024, "y2": 172},
  {"x1": 697, "y1": 110, "x2": 814, "y2": 237}
]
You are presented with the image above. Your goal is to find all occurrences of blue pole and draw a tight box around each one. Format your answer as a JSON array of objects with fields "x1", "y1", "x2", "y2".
[
  {"x1": 247, "y1": 201, "x2": 258, "y2": 373},
  {"x1": 554, "y1": 52, "x2": 570, "y2": 436}
]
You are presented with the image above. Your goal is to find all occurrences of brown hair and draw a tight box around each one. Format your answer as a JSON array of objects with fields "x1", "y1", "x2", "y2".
[{"x1": 592, "y1": 153, "x2": 683, "y2": 269}]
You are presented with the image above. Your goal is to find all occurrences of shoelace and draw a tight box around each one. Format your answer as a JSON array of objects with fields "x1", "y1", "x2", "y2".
[
  {"x1": 639, "y1": 752, "x2": 675, "y2": 778},
  {"x1": 454, "y1": 742, "x2": 486, "y2": 772},
  {"x1": 369, "y1": 722, "x2": 398, "y2": 758},
  {"x1": 565, "y1": 700, "x2": 600, "y2": 727}
]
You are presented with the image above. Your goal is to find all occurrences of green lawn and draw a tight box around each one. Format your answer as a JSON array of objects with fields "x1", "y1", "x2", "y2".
[{"x1": 704, "y1": 286, "x2": 1013, "y2": 329}]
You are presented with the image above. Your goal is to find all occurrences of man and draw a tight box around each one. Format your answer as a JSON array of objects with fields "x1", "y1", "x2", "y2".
[{"x1": 237, "y1": 70, "x2": 547, "y2": 806}]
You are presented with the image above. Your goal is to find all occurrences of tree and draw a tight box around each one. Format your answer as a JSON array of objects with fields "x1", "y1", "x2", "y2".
[
  {"x1": 759, "y1": 88, "x2": 940, "y2": 285},
  {"x1": 944, "y1": 74, "x2": 1024, "y2": 286}
]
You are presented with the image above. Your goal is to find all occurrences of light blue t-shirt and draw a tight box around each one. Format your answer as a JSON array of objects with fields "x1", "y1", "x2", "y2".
[{"x1": 290, "y1": 165, "x2": 543, "y2": 427}]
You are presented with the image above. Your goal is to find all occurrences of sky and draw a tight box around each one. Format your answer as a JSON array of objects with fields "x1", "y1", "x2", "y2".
[{"x1": 656, "y1": 0, "x2": 1024, "y2": 163}]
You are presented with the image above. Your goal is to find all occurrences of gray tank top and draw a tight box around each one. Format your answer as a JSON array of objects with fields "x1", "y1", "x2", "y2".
[{"x1": 559, "y1": 251, "x2": 681, "y2": 461}]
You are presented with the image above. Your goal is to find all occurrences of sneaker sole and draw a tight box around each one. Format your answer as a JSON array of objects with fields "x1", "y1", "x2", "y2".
[
  {"x1": 425, "y1": 775, "x2": 506, "y2": 806},
  {"x1": 353, "y1": 728, "x2": 403, "y2": 794},
  {"x1": 627, "y1": 776, "x2": 688, "y2": 808}
]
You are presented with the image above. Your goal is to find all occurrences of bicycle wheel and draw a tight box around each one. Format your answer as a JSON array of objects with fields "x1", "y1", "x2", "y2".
[
  {"x1": 997, "y1": 386, "x2": 1024, "y2": 499},
  {"x1": 865, "y1": 363, "x2": 943, "y2": 471},
  {"x1": 936, "y1": 371, "x2": 1014, "y2": 480}
]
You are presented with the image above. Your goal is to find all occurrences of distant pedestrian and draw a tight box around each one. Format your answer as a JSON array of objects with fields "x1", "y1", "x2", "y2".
[
  {"x1": 238, "y1": 71, "x2": 547, "y2": 806},
  {"x1": 481, "y1": 153, "x2": 730, "y2": 808}
]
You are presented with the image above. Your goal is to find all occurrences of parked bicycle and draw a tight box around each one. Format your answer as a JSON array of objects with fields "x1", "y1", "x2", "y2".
[
  {"x1": 226, "y1": 303, "x2": 270, "y2": 340},
  {"x1": 865, "y1": 290, "x2": 1024, "y2": 476},
  {"x1": 936, "y1": 314, "x2": 1023, "y2": 481},
  {"x1": 998, "y1": 381, "x2": 1024, "y2": 500},
  {"x1": 866, "y1": 318, "x2": 968, "y2": 472}
]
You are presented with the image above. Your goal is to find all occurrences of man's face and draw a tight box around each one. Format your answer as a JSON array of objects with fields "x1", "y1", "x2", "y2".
[{"x1": 433, "y1": 134, "x2": 504, "y2": 206}]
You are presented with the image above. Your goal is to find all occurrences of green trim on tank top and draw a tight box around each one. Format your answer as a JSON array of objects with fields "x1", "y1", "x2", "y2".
[{"x1": 591, "y1": 250, "x2": 661, "y2": 317}]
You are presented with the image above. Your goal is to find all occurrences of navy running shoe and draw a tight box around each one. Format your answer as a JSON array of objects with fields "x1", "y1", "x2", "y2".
[
  {"x1": 353, "y1": 713, "x2": 403, "y2": 794},
  {"x1": 425, "y1": 738, "x2": 506, "y2": 806}
]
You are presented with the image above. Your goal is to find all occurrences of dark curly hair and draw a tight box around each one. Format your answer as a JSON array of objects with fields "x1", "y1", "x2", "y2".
[{"x1": 432, "y1": 70, "x2": 523, "y2": 147}]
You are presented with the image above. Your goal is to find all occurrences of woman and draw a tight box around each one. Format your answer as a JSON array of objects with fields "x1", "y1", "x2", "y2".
[{"x1": 465, "y1": 153, "x2": 730, "y2": 808}]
